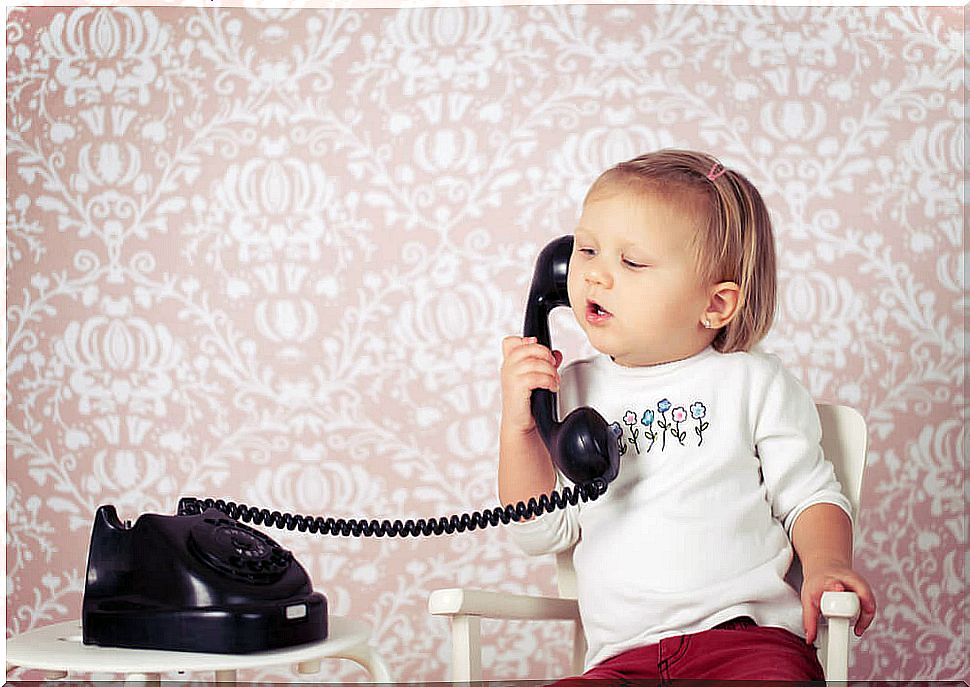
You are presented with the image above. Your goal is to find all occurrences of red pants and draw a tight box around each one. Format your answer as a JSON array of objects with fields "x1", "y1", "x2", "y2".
[{"x1": 560, "y1": 617, "x2": 824, "y2": 683}]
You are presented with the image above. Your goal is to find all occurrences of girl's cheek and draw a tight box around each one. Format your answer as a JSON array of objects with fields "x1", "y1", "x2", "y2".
[{"x1": 566, "y1": 274, "x2": 583, "y2": 306}]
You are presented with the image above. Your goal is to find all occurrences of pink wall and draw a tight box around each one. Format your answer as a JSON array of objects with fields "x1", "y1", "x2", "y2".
[{"x1": 6, "y1": 4, "x2": 966, "y2": 681}]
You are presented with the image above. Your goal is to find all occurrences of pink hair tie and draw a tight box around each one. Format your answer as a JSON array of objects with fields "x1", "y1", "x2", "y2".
[{"x1": 706, "y1": 162, "x2": 727, "y2": 181}]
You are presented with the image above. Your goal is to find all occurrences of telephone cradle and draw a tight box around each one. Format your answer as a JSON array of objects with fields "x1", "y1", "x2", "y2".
[
  {"x1": 80, "y1": 235, "x2": 619, "y2": 655},
  {"x1": 82, "y1": 502, "x2": 327, "y2": 654}
]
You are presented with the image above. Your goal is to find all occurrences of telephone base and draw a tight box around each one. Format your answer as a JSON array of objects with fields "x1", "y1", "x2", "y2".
[
  {"x1": 82, "y1": 504, "x2": 329, "y2": 654},
  {"x1": 83, "y1": 594, "x2": 328, "y2": 654}
]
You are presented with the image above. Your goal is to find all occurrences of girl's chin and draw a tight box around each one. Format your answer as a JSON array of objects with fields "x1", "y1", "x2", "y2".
[
  {"x1": 585, "y1": 336, "x2": 624, "y2": 361},
  {"x1": 585, "y1": 336, "x2": 652, "y2": 367}
]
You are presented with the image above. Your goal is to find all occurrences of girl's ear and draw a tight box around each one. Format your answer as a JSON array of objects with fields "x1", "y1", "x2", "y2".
[{"x1": 702, "y1": 282, "x2": 741, "y2": 329}]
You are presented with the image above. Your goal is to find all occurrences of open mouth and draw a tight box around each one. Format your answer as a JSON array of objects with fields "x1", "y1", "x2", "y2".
[{"x1": 586, "y1": 299, "x2": 612, "y2": 323}]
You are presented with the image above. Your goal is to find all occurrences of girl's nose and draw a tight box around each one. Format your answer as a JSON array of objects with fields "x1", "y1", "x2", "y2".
[{"x1": 584, "y1": 267, "x2": 612, "y2": 288}]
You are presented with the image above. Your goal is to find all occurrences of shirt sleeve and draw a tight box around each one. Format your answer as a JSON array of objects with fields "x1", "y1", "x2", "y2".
[
  {"x1": 754, "y1": 358, "x2": 853, "y2": 534},
  {"x1": 506, "y1": 472, "x2": 581, "y2": 556}
]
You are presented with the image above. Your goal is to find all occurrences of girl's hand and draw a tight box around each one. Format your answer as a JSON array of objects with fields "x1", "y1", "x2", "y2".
[
  {"x1": 500, "y1": 336, "x2": 563, "y2": 435},
  {"x1": 800, "y1": 564, "x2": 877, "y2": 644}
]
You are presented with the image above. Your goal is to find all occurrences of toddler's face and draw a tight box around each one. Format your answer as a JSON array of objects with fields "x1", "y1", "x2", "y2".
[{"x1": 566, "y1": 189, "x2": 713, "y2": 367}]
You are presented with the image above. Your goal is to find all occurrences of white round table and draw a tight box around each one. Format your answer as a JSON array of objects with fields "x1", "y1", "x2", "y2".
[{"x1": 5, "y1": 615, "x2": 392, "y2": 684}]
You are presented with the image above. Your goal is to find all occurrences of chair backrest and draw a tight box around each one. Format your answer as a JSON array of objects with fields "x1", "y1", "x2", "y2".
[
  {"x1": 815, "y1": 404, "x2": 867, "y2": 516},
  {"x1": 554, "y1": 403, "x2": 868, "y2": 599}
]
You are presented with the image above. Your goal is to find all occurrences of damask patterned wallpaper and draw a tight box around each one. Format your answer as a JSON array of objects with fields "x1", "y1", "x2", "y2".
[{"x1": 5, "y1": 4, "x2": 966, "y2": 682}]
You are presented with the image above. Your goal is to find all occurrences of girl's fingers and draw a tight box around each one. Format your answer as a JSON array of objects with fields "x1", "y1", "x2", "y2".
[
  {"x1": 508, "y1": 358, "x2": 560, "y2": 390},
  {"x1": 519, "y1": 371, "x2": 560, "y2": 393},
  {"x1": 506, "y1": 342, "x2": 558, "y2": 367},
  {"x1": 502, "y1": 335, "x2": 536, "y2": 357},
  {"x1": 501, "y1": 338, "x2": 560, "y2": 393}
]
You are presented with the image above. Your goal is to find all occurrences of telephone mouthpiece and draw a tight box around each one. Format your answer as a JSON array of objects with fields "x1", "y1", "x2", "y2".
[{"x1": 553, "y1": 407, "x2": 620, "y2": 485}]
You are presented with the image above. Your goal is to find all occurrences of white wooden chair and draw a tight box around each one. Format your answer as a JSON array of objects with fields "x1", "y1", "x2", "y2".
[{"x1": 429, "y1": 403, "x2": 867, "y2": 683}]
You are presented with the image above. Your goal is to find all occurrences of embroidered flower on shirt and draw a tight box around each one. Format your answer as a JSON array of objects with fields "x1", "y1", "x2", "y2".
[
  {"x1": 670, "y1": 406, "x2": 688, "y2": 445},
  {"x1": 691, "y1": 401, "x2": 710, "y2": 445},
  {"x1": 622, "y1": 409, "x2": 641, "y2": 454},
  {"x1": 640, "y1": 409, "x2": 657, "y2": 452},
  {"x1": 656, "y1": 398, "x2": 672, "y2": 450},
  {"x1": 609, "y1": 421, "x2": 627, "y2": 457}
]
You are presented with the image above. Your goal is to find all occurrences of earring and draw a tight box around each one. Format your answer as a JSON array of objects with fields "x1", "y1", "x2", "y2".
[{"x1": 703, "y1": 318, "x2": 713, "y2": 329}]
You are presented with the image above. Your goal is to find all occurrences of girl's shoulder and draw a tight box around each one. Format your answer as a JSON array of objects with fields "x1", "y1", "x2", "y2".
[
  {"x1": 696, "y1": 347, "x2": 800, "y2": 403},
  {"x1": 712, "y1": 345, "x2": 786, "y2": 376},
  {"x1": 715, "y1": 347, "x2": 812, "y2": 406}
]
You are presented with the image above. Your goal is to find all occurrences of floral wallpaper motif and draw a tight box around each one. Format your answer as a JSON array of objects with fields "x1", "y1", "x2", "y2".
[{"x1": 6, "y1": 5, "x2": 966, "y2": 682}]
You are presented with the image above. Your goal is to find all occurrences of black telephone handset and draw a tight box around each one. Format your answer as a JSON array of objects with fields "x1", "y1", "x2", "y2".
[{"x1": 525, "y1": 235, "x2": 620, "y2": 485}]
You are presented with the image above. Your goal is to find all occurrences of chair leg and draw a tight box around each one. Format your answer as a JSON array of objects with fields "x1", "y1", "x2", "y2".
[
  {"x1": 451, "y1": 615, "x2": 482, "y2": 682},
  {"x1": 360, "y1": 647, "x2": 393, "y2": 683},
  {"x1": 333, "y1": 642, "x2": 394, "y2": 682},
  {"x1": 214, "y1": 669, "x2": 236, "y2": 685},
  {"x1": 297, "y1": 658, "x2": 321, "y2": 674},
  {"x1": 824, "y1": 617, "x2": 850, "y2": 682},
  {"x1": 570, "y1": 621, "x2": 586, "y2": 676}
]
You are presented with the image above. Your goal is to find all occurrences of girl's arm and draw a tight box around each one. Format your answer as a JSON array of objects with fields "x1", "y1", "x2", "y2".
[
  {"x1": 790, "y1": 503, "x2": 877, "y2": 643},
  {"x1": 498, "y1": 336, "x2": 560, "y2": 508},
  {"x1": 499, "y1": 425, "x2": 556, "y2": 508}
]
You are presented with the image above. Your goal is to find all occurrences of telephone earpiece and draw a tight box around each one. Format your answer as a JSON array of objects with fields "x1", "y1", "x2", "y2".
[{"x1": 524, "y1": 235, "x2": 620, "y2": 486}]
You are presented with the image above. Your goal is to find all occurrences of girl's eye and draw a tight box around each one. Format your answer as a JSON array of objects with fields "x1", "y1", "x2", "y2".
[
  {"x1": 623, "y1": 258, "x2": 648, "y2": 269},
  {"x1": 578, "y1": 247, "x2": 596, "y2": 257}
]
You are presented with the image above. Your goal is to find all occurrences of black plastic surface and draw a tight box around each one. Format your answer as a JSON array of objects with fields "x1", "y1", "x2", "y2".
[{"x1": 82, "y1": 504, "x2": 327, "y2": 654}]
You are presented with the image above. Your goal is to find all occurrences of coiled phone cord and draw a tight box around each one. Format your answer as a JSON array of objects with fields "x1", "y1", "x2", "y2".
[{"x1": 179, "y1": 479, "x2": 607, "y2": 537}]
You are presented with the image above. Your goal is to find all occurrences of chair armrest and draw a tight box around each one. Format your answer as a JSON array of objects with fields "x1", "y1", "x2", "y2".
[
  {"x1": 819, "y1": 590, "x2": 859, "y2": 682},
  {"x1": 820, "y1": 590, "x2": 860, "y2": 619},
  {"x1": 428, "y1": 588, "x2": 580, "y2": 621}
]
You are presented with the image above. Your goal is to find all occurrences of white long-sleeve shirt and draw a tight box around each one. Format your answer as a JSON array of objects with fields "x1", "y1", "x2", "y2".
[{"x1": 508, "y1": 345, "x2": 851, "y2": 669}]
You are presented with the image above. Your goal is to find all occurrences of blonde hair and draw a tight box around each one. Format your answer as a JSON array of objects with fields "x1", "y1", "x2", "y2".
[{"x1": 584, "y1": 149, "x2": 776, "y2": 353}]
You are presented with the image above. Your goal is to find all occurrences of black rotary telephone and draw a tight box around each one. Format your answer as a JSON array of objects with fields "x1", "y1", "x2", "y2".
[
  {"x1": 82, "y1": 504, "x2": 328, "y2": 654},
  {"x1": 81, "y1": 235, "x2": 620, "y2": 654}
]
